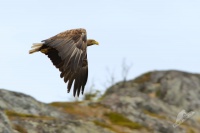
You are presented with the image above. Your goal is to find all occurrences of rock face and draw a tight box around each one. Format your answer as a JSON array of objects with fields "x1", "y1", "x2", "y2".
[
  {"x1": 0, "y1": 89, "x2": 113, "y2": 133},
  {"x1": 0, "y1": 89, "x2": 69, "y2": 119},
  {"x1": 102, "y1": 70, "x2": 200, "y2": 133},
  {"x1": 0, "y1": 70, "x2": 200, "y2": 133}
]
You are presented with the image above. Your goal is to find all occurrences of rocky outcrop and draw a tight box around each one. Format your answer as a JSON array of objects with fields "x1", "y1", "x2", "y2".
[
  {"x1": 0, "y1": 89, "x2": 69, "y2": 119},
  {"x1": 102, "y1": 70, "x2": 200, "y2": 133},
  {"x1": 0, "y1": 70, "x2": 200, "y2": 133},
  {"x1": 0, "y1": 110, "x2": 14, "y2": 133},
  {"x1": 0, "y1": 89, "x2": 114, "y2": 133}
]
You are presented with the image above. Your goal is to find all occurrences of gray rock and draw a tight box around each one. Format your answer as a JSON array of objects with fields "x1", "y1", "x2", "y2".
[
  {"x1": 1, "y1": 70, "x2": 200, "y2": 133},
  {"x1": 12, "y1": 119, "x2": 114, "y2": 133},
  {"x1": 0, "y1": 89, "x2": 69, "y2": 119},
  {"x1": 0, "y1": 109, "x2": 14, "y2": 133},
  {"x1": 101, "y1": 70, "x2": 200, "y2": 133},
  {"x1": 0, "y1": 89, "x2": 114, "y2": 133}
]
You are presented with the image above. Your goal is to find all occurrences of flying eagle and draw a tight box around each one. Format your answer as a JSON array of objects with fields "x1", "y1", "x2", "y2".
[{"x1": 29, "y1": 28, "x2": 99, "y2": 97}]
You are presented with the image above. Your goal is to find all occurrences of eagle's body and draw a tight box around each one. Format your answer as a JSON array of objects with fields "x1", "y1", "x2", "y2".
[{"x1": 29, "y1": 28, "x2": 98, "y2": 97}]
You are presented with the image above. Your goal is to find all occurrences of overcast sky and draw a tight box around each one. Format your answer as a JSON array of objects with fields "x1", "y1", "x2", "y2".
[{"x1": 0, "y1": 0, "x2": 199, "y2": 103}]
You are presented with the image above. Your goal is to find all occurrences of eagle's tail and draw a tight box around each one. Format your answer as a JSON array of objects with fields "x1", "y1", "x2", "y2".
[{"x1": 29, "y1": 43, "x2": 43, "y2": 54}]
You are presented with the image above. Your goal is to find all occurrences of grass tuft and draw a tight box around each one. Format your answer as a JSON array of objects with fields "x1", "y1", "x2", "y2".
[
  {"x1": 104, "y1": 112, "x2": 142, "y2": 129},
  {"x1": 93, "y1": 120, "x2": 113, "y2": 130},
  {"x1": 5, "y1": 110, "x2": 54, "y2": 120},
  {"x1": 143, "y1": 110, "x2": 166, "y2": 119}
]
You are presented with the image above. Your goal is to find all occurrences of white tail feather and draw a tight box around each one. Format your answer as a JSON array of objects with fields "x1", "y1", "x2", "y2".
[{"x1": 29, "y1": 43, "x2": 43, "y2": 54}]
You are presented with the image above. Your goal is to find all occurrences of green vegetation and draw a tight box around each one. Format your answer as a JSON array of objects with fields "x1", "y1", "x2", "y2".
[
  {"x1": 5, "y1": 110, "x2": 53, "y2": 120},
  {"x1": 143, "y1": 110, "x2": 166, "y2": 119},
  {"x1": 50, "y1": 102, "x2": 76, "y2": 108},
  {"x1": 93, "y1": 120, "x2": 114, "y2": 131},
  {"x1": 155, "y1": 88, "x2": 161, "y2": 97},
  {"x1": 93, "y1": 120, "x2": 138, "y2": 133},
  {"x1": 50, "y1": 101, "x2": 104, "y2": 118},
  {"x1": 104, "y1": 112, "x2": 142, "y2": 129},
  {"x1": 6, "y1": 110, "x2": 39, "y2": 118}
]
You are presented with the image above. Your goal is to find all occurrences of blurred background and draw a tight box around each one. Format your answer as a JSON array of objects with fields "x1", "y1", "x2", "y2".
[{"x1": 0, "y1": 0, "x2": 199, "y2": 103}]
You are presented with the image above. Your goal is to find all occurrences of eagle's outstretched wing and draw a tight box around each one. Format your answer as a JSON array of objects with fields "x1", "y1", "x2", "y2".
[{"x1": 41, "y1": 28, "x2": 88, "y2": 97}]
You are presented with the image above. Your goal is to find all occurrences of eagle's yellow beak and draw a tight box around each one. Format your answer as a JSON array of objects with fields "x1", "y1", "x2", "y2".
[{"x1": 94, "y1": 41, "x2": 99, "y2": 45}]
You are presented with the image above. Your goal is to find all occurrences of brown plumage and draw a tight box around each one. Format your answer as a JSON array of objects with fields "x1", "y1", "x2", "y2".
[{"x1": 29, "y1": 28, "x2": 99, "y2": 97}]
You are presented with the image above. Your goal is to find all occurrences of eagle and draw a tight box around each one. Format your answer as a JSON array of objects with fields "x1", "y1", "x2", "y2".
[{"x1": 29, "y1": 28, "x2": 99, "y2": 97}]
